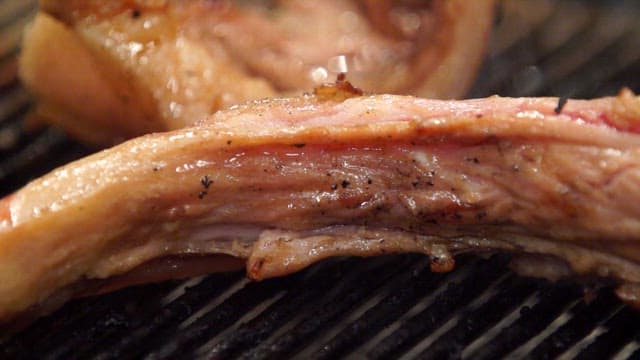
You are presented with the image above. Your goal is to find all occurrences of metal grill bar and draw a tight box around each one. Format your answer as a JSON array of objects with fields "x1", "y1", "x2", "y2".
[
  {"x1": 467, "y1": 282, "x2": 583, "y2": 359},
  {"x1": 418, "y1": 274, "x2": 538, "y2": 359},
  {"x1": 529, "y1": 290, "x2": 621, "y2": 358},
  {"x1": 365, "y1": 256, "x2": 508, "y2": 359},
  {"x1": 91, "y1": 272, "x2": 242, "y2": 359},
  {"x1": 309, "y1": 260, "x2": 447, "y2": 360},
  {"x1": 236, "y1": 256, "x2": 416, "y2": 360},
  {"x1": 574, "y1": 307, "x2": 640, "y2": 359},
  {"x1": 201, "y1": 259, "x2": 366, "y2": 359},
  {"x1": 146, "y1": 275, "x2": 293, "y2": 359},
  {"x1": 470, "y1": 0, "x2": 640, "y2": 99},
  {"x1": 1, "y1": 282, "x2": 179, "y2": 360}
]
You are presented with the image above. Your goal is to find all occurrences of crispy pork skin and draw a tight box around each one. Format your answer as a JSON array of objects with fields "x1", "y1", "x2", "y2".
[
  {"x1": 19, "y1": 0, "x2": 494, "y2": 145},
  {"x1": 2, "y1": 90, "x2": 640, "y2": 324}
]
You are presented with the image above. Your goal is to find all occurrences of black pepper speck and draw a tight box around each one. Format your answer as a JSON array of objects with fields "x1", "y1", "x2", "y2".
[{"x1": 200, "y1": 175, "x2": 213, "y2": 189}]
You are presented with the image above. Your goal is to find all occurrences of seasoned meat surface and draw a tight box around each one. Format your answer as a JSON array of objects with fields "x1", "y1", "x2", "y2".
[
  {"x1": 19, "y1": 0, "x2": 494, "y2": 145},
  {"x1": 2, "y1": 89, "x2": 640, "y2": 324}
]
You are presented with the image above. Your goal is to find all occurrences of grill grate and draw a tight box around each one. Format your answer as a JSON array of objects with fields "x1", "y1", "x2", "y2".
[{"x1": 3, "y1": 1, "x2": 640, "y2": 359}]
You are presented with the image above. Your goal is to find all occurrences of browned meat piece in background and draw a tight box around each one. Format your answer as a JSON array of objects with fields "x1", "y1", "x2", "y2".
[{"x1": 19, "y1": 0, "x2": 494, "y2": 145}]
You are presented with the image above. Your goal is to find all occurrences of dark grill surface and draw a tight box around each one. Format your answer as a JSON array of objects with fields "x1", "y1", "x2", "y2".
[{"x1": 2, "y1": 1, "x2": 640, "y2": 359}]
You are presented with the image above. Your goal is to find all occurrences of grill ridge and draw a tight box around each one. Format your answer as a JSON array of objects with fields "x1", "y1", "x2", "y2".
[
  {"x1": 309, "y1": 259, "x2": 445, "y2": 360},
  {"x1": 236, "y1": 256, "x2": 415, "y2": 360},
  {"x1": 93, "y1": 272, "x2": 242, "y2": 360},
  {"x1": 366, "y1": 256, "x2": 509, "y2": 360},
  {"x1": 418, "y1": 274, "x2": 538, "y2": 360},
  {"x1": 468, "y1": 283, "x2": 583, "y2": 359},
  {"x1": 201, "y1": 259, "x2": 359, "y2": 359},
  {"x1": 528, "y1": 290, "x2": 620, "y2": 358},
  {"x1": 573, "y1": 307, "x2": 640, "y2": 359}
]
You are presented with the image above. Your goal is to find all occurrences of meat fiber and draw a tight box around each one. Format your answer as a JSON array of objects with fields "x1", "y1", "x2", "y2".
[
  {"x1": 2, "y1": 88, "x2": 640, "y2": 325},
  {"x1": 19, "y1": 0, "x2": 494, "y2": 145}
]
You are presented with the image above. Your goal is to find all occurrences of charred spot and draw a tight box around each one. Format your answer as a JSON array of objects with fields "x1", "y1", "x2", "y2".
[
  {"x1": 465, "y1": 157, "x2": 479, "y2": 164},
  {"x1": 341, "y1": 180, "x2": 350, "y2": 189},
  {"x1": 555, "y1": 96, "x2": 568, "y2": 114},
  {"x1": 426, "y1": 180, "x2": 434, "y2": 186},
  {"x1": 226, "y1": 140, "x2": 232, "y2": 145},
  {"x1": 429, "y1": 255, "x2": 455, "y2": 272},
  {"x1": 428, "y1": 170, "x2": 436, "y2": 176},
  {"x1": 198, "y1": 191, "x2": 208, "y2": 199},
  {"x1": 367, "y1": 178, "x2": 372, "y2": 185},
  {"x1": 292, "y1": 143, "x2": 306, "y2": 148},
  {"x1": 331, "y1": 183, "x2": 338, "y2": 190},
  {"x1": 314, "y1": 73, "x2": 363, "y2": 101},
  {"x1": 152, "y1": 166, "x2": 159, "y2": 172},
  {"x1": 412, "y1": 181, "x2": 419, "y2": 187},
  {"x1": 131, "y1": 8, "x2": 141, "y2": 18},
  {"x1": 200, "y1": 175, "x2": 213, "y2": 189}
]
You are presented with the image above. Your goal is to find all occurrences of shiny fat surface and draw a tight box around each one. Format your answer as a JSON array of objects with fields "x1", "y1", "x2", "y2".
[
  {"x1": 2, "y1": 91, "x2": 640, "y2": 323},
  {"x1": 20, "y1": 0, "x2": 495, "y2": 145}
]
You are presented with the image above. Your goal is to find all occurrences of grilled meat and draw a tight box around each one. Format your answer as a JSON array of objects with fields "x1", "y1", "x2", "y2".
[
  {"x1": 2, "y1": 87, "x2": 640, "y2": 324},
  {"x1": 19, "y1": 0, "x2": 494, "y2": 145}
]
